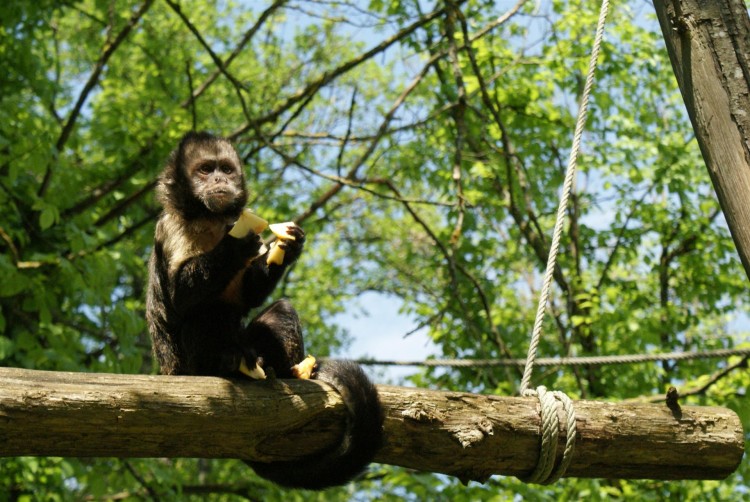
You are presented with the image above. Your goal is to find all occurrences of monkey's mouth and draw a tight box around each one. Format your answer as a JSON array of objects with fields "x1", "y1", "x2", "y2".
[
  {"x1": 203, "y1": 189, "x2": 239, "y2": 213},
  {"x1": 206, "y1": 189, "x2": 237, "y2": 203},
  {"x1": 207, "y1": 189, "x2": 231, "y2": 196}
]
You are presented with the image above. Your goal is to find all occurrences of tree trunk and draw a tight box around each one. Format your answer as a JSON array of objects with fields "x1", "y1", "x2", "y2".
[
  {"x1": 653, "y1": 0, "x2": 750, "y2": 280},
  {"x1": 0, "y1": 368, "x2": 742, "y2": 482}
]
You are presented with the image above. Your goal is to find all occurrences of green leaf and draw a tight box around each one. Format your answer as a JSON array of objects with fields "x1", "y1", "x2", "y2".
[
  {"x1": 39, "y1": 206, "x2": 56, "y2": 230},
  {"x1": 0, "y1": 335, "x2": 11, "y2": 359}
]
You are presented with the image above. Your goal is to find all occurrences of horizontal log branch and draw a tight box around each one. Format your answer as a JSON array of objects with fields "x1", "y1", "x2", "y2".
[{"x1": 0, "y1": 368, "x2": 743, "y2": 482}]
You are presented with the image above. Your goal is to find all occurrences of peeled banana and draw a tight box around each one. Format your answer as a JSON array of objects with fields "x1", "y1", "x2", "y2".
[{"x1": 229, "y1": 209, "x2": 268, "y2": 238}]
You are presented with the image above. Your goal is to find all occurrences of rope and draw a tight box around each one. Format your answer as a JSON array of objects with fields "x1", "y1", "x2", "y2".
[
  {"x1": 519, "y1": 386, "x2": 577, "y2": 485},
  {"x1": 552, "y1": 389, "x2": 577, "y2": 481},
  {"x1": 520, "y1": 0, "x2": 610, "y2": 395},
  {"x1": 345, "y1": 347, "x2": 750, "y2": 368},
  {"x1": 517, "y1": 0, "x2": 610, "y2": 484},
  {"x1": 521, "y1": 387, "x2": 559, "y2": 483}
]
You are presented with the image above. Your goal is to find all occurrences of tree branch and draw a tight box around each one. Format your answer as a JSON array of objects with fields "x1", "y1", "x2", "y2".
[
  {"x1": 228, "y1": 2, "x2": 457, "y2": 139},
  {"x1": 0, "y1": 367, "x2": 743, "y2": 482},
  {"x1": 38, "y1": 0, "x2": 155, "y2": 198}
]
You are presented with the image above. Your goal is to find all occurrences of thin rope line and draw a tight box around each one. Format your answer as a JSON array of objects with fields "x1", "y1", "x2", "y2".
[
  {"x1": 517, "y1": 0, "x2": 609, "y2": 485},
  {"x1": 343, "y1": 347, "x2": 750, "y2": 368},
  {"x1": 519, "y1": 0, "x2": 611, "y2": 395}
]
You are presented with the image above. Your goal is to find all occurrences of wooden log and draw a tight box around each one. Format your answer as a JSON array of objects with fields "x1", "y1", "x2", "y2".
[
  {"x1": 0, "y1": 367, "x2": 743, "y2": 481},
  {"x1": 653, "y1": 0, "x2": 750, "y2": 280}
]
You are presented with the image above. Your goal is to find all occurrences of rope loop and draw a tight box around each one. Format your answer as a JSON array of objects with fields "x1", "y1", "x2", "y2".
[{"x1": 519, "y1": 386, "x2": 577, "y2": 485}]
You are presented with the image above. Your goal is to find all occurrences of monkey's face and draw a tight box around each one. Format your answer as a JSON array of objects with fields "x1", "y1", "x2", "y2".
[{"x1": 183, "y1": 140, "x2": 247, "y2": 215}]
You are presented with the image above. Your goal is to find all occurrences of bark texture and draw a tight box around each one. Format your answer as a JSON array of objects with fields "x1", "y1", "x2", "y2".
[{"x1": 654, "y1": 0, "x2": 750, "y2": 279}]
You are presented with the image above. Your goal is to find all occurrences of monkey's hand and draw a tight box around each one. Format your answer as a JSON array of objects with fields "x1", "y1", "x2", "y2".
[
  {"x1": 274, "y1": 224, "x2": 305, "y2": 265},
  {"x1": 227, "y1": 231, "x2": 264, "y2": 263}
]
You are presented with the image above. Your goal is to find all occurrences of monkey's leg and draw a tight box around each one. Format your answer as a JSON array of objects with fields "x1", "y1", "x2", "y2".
[
  {"x1": 203, "y1": 343, "x2": 266, "y2": 380},
  {"x1": 244, "y1": 299, "x2": 316, "y2": 379},
  {"x1": 172, "y1": 309, "x2": 266, "y2": 379}
]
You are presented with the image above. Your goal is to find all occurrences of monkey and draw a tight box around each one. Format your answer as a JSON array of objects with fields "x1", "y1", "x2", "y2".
[{"x1": 145, "y1": 131, "x2": 384, "y2": 490}]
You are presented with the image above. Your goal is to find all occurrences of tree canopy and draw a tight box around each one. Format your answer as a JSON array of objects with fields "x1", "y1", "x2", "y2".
[{"x1": 0, "y1": 0, "x2": 747, "y2": 500}]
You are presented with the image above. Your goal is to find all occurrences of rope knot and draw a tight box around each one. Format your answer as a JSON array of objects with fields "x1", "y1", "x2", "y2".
[{"x1": 519, "y1": 386, "x2": 577, "y2": 485}]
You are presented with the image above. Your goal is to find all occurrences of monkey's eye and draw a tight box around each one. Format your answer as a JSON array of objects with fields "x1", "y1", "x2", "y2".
[
  {"x1": 220, "y1": 164, "x2": 234, "y2": 175},
  {"x1": 197, "y1": 163, "x2": 213, "y2": 175}
]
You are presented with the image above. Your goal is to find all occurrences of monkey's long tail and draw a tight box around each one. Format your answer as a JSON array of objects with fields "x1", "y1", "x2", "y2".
[{"x1": 246, "y1": 360, "x2": 384, "y2": 490}]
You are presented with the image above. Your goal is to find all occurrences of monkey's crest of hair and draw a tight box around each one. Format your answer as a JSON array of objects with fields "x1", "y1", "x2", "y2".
[{"x1": 157, "y1": 131, "x2": 248, "y2": 220}]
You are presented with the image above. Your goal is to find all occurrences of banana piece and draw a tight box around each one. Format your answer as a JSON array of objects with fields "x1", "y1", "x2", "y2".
[
  {"x1": 268, "y1": 222, "x2": 297, "y2": 240},
  {"x1": 291, "y1": 354, "x2": 317, "y2": 380},
  {"x1": 229, "y1": 209, "x2": 268, "y2": 238},
  {"x1": 266, "y1": 242, "x2": 285, "y2": 266}
]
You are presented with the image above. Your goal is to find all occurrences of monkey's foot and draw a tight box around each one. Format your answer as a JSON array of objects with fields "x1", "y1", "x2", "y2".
[
  {"x1": 239, "y1": 357, "x2": 267, "y2": 380},
  {"x1": 291, "y1": 355, "x2": 317, "y2": 380}
]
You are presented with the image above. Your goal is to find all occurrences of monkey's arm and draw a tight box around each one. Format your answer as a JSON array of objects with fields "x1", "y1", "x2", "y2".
[
  {"x1": 241, "y1": 257, "x2": 290, "y2": 308},
  {"x1": 241, "y1": 226, "x2": 305, "y2": 308},
  {"x1": 169, "y1": 234, "x2": 262, "y2": 313}
]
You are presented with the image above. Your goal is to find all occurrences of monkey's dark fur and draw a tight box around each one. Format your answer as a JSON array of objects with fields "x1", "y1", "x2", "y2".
[{"x1": 146, "y1": 131, "x2": 383, "y2": 490}]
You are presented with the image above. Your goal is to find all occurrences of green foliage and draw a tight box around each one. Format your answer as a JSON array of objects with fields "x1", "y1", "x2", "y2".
[{"x1": 0, "y1": 0, "x2": 747, "y2": 499}]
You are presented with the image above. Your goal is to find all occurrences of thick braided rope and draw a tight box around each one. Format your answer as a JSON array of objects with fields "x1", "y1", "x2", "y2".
[
  {"x1": 518, "y1": 0, "x2": 610, "y2": 485},
  {"x1": 548, "y1": 389, "x2": 577, "y2": 481},
  {"x1": 519, "y1": 387, "x2": 578, "y2": 485},
  {"x1": 520, "y1": 387, "x2": 559, "y2": 483}
]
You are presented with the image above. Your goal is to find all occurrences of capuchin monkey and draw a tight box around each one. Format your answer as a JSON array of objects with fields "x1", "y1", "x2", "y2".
[{"x1": 146, "y1": 131, "x2": 383, "y2": 490}]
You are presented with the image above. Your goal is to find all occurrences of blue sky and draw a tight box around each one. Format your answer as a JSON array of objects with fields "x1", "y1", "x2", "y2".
[{"x1": 332, "y1": 291, "x2": 439, "y2": 384}]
